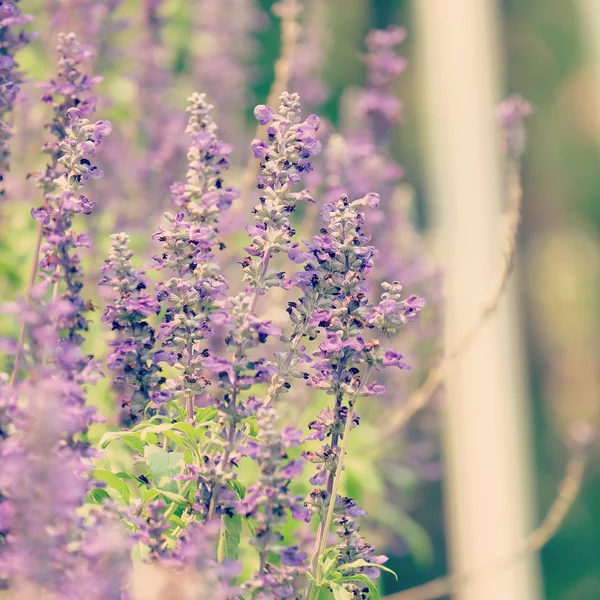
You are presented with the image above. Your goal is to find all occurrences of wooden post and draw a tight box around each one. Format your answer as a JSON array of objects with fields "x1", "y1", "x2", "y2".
[{"x1": 412, "y1": 1, "x2": 541, "y2": 598}]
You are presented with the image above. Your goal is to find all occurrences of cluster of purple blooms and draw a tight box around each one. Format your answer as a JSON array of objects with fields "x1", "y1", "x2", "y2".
[
  {"x1": 0, "y1": 32, "x2": 132, "y2": 599},
  {"x1": 100, "y1": 232, "x2": 163, "y2": 423},
  {"x1": 0, "y1": 6, "x2": 542, "y2": 598},
  {"x1": 0, "y1": 13, "x2": 433, "y2": 595},
  {"x1": 0, "y1": 1, "x2": 32, "y2": 191}
]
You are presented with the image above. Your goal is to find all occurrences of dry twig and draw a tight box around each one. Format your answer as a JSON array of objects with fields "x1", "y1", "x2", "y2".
[
  {"x1": 383, "y1": 448, "x2": 587, "y2": 600},
  {"x1": 383, "y1": 161, "x2": 523, "y2": 436}
]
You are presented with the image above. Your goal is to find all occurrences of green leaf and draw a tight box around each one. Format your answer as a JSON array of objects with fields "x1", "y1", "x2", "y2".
[
  {"x1": 122, "y1": 436, "x2": 145, "y2": 455},
  {"x1": 142, "y1": 431, "x2": 159, "y2": 445},
  {"x1": 172, "y1": 421, "x2": 197, "y2": 441},
  {"x1": 157, "y1": 489, "x2": 189, "y2": 506},
  {"x1": 86, "y1": 488, "x2": 111, "y2": 504},
  {"x1": 142, "y1": 488, "x2": 160, "y2": 505},
  {"x1": 228, "y1": 479, "x2": 246, "y2": 499},
  {"x1": 245, "y1": 416, "x2": 259, "y2": 437},
  {"x1": 144, "y1": 446, "x2": 183, "y2": 493},
  {"x1": 162, "y1": 430, "x2": 190, "y2": 450},
  {"x1": 217, "y1": 513, "x2": 242, "y2": 562},
  {"x1": 131, "y1": 417, "x2": 165, "y2": 432},
  {"x1": 116, "y1": 472, "x2": 143, "y2": 482},
  {"x1": 195, "y1": 407, "x2": 218, "y2": 424},
  {"x1": 330, "y1": 582, "x2": 352, "y2": 600},
  {"x1": 163, "y1": 430, "x2": 199, "y2": 460},
  {"x1": 339, "y1": 559, "x2": 398, "y2": 580},
  {"x1": 98, "y1": 430, "x2": 144, "y2": 455},
  {"x1": 319, "y1": 548, "x2": 340, "y2": 580},
  {"x1": 140, "y1": 423, "x2": 177, "y2": 440},
  {"x1": 168, "y1": 514, "x2": 186, "y2": 529},
  {"x1": 242, "y1": 515, "x2": 255, "y2": 536},
  {"x1": 304, "y1": 572, "x2": 317, "y2": 583},
  {"x1": 92, "y1": 469, "x2": 131, "y2": 503}
]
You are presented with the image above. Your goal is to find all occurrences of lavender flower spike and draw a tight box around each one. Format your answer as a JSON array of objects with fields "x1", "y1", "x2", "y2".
[
  {"x1": 100, "y1": 233, "x2": 163, "y2": 423},
  {"x1": 359, "y1": 25, "x2": 407, "y2": 140},
  {"x1": 36, "y1": 106, "x2": 111, "y2": 348},
  {"x1": 153, "y1": 92, "x2": 238, "y2": 417},
  {"x1": 193, "y1": 0, "x2": 265, "y2": 150},
  {"x1": 300, "y1": 193, "x2": 424, "y2": 599},
  {"x1": 201, "y1": 92, "x2": 321, "y2": 518},
  {"x1": 237, "y1": 402, "x2": 309, "y2": 599},
  {"x1": 34, "y1": 32, "x2": 103, "y2": 194},
  {"x1": 0, "y1": 0, "x2": 33, "y2": 192},
  {"x1": 0, "y1": 374, "x2": 131, "y2": 598},
  {"x1": 228, "y1": 91, "x2": 321, "y2": 338}
]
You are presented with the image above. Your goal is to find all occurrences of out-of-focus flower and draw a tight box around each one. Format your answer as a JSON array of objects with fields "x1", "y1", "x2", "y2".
[{"x1": 0, "y1": 1, "x2": 33, "y2": 193}]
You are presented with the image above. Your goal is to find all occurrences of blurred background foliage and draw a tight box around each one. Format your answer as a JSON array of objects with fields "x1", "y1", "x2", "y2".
[{"x1": 1, "y1": 0, "x2": 599, "y2": 597}]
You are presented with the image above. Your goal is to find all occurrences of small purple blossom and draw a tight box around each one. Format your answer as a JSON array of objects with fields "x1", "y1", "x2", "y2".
[
  {"x1": 497, "y1": 94, "x2": 535, "y2": 158},
  {"x1": 254, "y1": 104, "x2": 274, "y2": 125}
]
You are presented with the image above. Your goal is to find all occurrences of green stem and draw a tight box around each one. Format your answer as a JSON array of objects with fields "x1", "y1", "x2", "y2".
[
  {"x1": 304, "y1": 366, "x2": 373, "y2": 600},
  {"x1": 264, "y1": 321, "x2": 308, "y2": 406}
]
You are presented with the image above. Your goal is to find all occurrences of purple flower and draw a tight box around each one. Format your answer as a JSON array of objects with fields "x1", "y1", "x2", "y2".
[
  {"x1": 382, "y1": 349, "x2": 410, "y2": 369},
  {"x1": 280, "y1": 459, "x2": 305, "y2": 480},
  {"x1": 191, "y1": 0, "x2": 265, "y2": 147},
  {"x1": 153, "y1": 350, "x2": 177, "y2": 366},
  {"x1": 0, "y1": 0, "x2": 33, "y2": 189},
  {"x1": 202, "y1": 355, "x2": 235, "y2": 382},
  {"x1": 309, "y1": 469, "x2": 327, "y2": 486},
  {"x1": 251, "y1": 138, "x2": 269, "y2": 158},
  {"x1": 153, "y1": 93, "x2": 238, "y2": 418},
  {"x1": 280, "y1": 546, "x2": 307, "y2": 567},
  {"x1": 93, "y1": 119, "x2": 112, "y2": 138},
  {"x1": 319, "y1": 203, "x2": 335, "y2": 221},
  {"x1": 214, "y1": 92, "x2": 324, "y2": 427},
  {"x1": 288, "y1": 242, "x2": 311, "y2": 264},
  {"x1": 308, "y1": 309, "x2": 332, "y2": 327},
  {"x1": 281, "y1": 425, "x2": 304, "y2": 447},
  {"x1": 254, "y1": 104, "x2": 274, "y2": 125},
  {"x1": 318, "y1": 331, "x2": 343, "y2": 355},
  {"x1": 366, "y1": 382, "x2": 386, "y2": 395},
  {"x1": 362, "y1": 192, "x2": 381, "y2": 208},
  {"x1": 365, "y1": 25, "x2": 406, "y2": 50},
  {"x1": 497, "y1": 94, "x2": 535, "y2": 158},
  {"x1": 344, "y1": 337, "x2": 365, "y2": 352},
  {"x1": 236, "y1": 403, "x2": 308, "y2": 597},
  {"x1": 100, "y1": 233, "x2": 164, "y2": 422}
]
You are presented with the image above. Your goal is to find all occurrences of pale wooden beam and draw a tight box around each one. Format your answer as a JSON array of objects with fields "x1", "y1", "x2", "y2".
[{"x1": 411, "y1": 1, "x2": 541, "y2": 598}]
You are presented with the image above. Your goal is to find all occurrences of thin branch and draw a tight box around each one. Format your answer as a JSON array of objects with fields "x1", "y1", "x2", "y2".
[
  {"x1": 383, "y1": 448, "x2": 587, "y2": 600},
  {"x1": 304, "y1": 367, "x2": 374, "y2": 600},
  {"x1": 383, "y1": 160, "x2": 523, "y2": 436},
  {"x1": 239, "y1": 0, "x2": 301, "y2": 202},
  {"x1": 525, "y1": 449, "x2": 586, "y2": 553}
]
